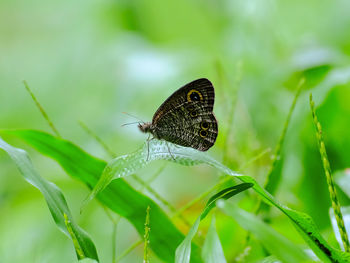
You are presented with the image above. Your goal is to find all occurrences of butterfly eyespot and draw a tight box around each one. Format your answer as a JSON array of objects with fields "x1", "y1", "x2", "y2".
[
  {"x1": 187, "y1": 89, "x2": 203, "y2": 102},
  {"x1": 200, "y1": 121, "x2": 209, "y2": 130},
  {"x1": 187, "y1": 105, "x2": 195, "y2": 111},
  {"x1": 190, "y1": 110, "x2": 198, "y2": 118},
  {"x1": 199, "y1": 130, "x2": 208, "y2": 138}
]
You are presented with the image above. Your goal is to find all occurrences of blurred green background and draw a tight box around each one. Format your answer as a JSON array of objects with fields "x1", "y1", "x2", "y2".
[{"x1": 1, "y1": 0, "x2": 350, "y2": 262}]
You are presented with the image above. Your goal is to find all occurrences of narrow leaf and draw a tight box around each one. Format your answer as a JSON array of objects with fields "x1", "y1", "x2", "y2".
[
  {"x1": 0, "y1": 136, "x2": 98, "y2": 261},
  {"x1": 175, "y1": 183, "x2": 252, "y2": 263},
  {"x1": 144, "y1": 206, "x2": 151, "y2": 263},
  {"x1": 175, "y1": 217, "x2": 201, "y2": 263},
  {"x1": 1, "y1": 129, "x2": 201, "y2": 262},
  {"x1": 202, "y1": 216, "x2": 226, "y2": 263},
  {"x1": 310, "y1": 94, "x2": 350, "y2": 252},
  {"x1": 82, "y1": 139, "x2": 239, "y2": 210}
]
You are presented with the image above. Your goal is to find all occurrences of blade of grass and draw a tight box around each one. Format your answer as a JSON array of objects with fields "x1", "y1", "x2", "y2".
[
  {"x1": 258, "y1": 78, "x2": 305, "y2": 214},
  {"x1": 310, "y1": 94, "x2": 350, "y2": 252},
  {"x1": 174, "y1": 147, "x2": 271, "y2": 218},
  {"x1": 175, "y1": 183, "x2": 253, "y2": 263},
  {"x1": 81, "y1": 139, "x2": 241, "y2": 210},
  {"x1": 1, "y1": 129, "x2": 202, "y2": 262},
  {"x1": 330, "y1": 207, "x2": 350, "y2": 251},
  {"x1": 202, "y1": 216, "x2": 226, "y2": 263},
  {"x1": 78, "y1": 121, "x2": 116, "y2": 158},
  {"x1": 0, "y1": 136, "x2": 98, "y2": 261},
  {"x1": 64, "y1": 213, "x2": 85, "y2": 259},
  {"x1": 23, "y1": 80, "x2": 61, "y2": 137},
  {"x1": 221, "y1": 60, "x2": 243, "y2": 166},
  {"x1": 143, "y1": 206, "x2": 151, "y2": 263}
]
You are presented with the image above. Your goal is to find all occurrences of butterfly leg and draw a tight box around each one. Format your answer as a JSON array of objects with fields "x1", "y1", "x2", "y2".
[
  {"x1": 166, "y1": 142, "x2": 176, "y2": 161},
  {"x1": 146, "y1": 134, "x2": 151, "y2": 161},
  {"x1": 146, "y1": 135, "x2": 156, "y2": 161}
]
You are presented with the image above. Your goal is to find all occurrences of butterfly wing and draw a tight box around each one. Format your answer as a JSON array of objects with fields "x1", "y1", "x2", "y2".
[
  {"x1": 152, "y1": 78, "x2": 215, "y2": 123},
  {"x1": 152, "y1": 78, "x2": 218, "y2": 151}
]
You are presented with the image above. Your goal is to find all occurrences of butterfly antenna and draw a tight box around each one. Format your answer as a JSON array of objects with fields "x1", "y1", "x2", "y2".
[
  {"x1": 121, "y1": 121, "x2": 141, "y2": 127},
  {"x1": 122, "y1": 112, "x2": 145, "y2": 123}
]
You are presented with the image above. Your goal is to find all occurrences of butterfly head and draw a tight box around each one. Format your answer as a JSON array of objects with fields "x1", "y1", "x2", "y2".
[{"x1": 138, "y1": 122, "x2": 153, "y2": 134}]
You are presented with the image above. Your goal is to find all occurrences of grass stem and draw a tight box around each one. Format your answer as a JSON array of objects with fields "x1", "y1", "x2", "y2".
[
  {"x1": 143, "y1": 206, "x2": 151, "y2": 263},
  {"x1": 23, "y1": 80, "x2": 61, "y2": 137},
  {"x1": 310, "y1": 93, "x2": 350, "y2": 252}
]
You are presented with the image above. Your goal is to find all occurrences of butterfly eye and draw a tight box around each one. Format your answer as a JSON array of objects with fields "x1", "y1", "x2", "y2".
[
  {"x1": 200, "y1": 122, "x2": 209, "y2": 130},
  {"x1": 190, "y1": 110, "x2": 198, "y2": 118},
  {"x1": 199, "y1": 130, "x2": 208, "y2": 138},
  {"x1": 187, "y1": 89, "x2": 203, "y2": 102}
]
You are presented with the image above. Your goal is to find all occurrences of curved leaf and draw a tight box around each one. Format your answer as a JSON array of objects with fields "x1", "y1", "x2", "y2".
[
  {"x1": 1, "y1": 129, "x2": 201, "y2": 263},
  {"x1": 0, "y1": 136, "x2": 99, "y2": 261},
  {"x1": 201, "y1": 217, "x2": 226, "y2": 263},
  {"x1": 175, "y1": 183, "x2": 252, "y2": 263},
  {"x1": 83, "y1": 139, "x2": 241, "y2": 209}
]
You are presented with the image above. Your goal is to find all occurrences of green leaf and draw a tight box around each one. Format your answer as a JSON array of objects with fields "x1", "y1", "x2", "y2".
[
  {"x1": 330, "y1": 207, "x2": 350, "y2": 251},
  {"x1": 201, "y1": 183, "x2": 253, "y2": 220},
  {"x1": 143, "y1": 206, "x2": 151, "y2": 263},
  {"x1": 202, "y1": 216, "x2": 226, "y2": 263},
  {"x1": 175, "y1": 217, "x2": 201, "y2": 263},
  {"x1": 218, "y1": 200, "x2": 310, "y2": 263},
  {"x1": 175, "y1": 183, "x2": 252, "y2": 263},
  {"x1": 81, "y1": 139, "x2": 240, "y2": 210},
  {"x1": 4, "y1": 129, "x2": 350, "y2": 262},
  {"x1": 1, "y1": 129, "x2": 201, "y2": 263},
  {"x1": 0, "y1": 136, "x2": 99, "y2": 261},
  {"x1": 79, "y1": 137, "x2": 349, "y2": 262}
]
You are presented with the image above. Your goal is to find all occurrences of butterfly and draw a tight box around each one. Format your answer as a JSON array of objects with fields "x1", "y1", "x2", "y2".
[{"x1": 138, "y1": 78, "x2": 218, "y2": 151}]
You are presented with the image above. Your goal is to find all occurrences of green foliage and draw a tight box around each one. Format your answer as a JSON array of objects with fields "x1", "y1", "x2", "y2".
[
  {"x1": 144, "y1": 206, "x2": 151, "y2": 263},
  {"x1": 3, "y1": 129, "x2": 350, "y2": 262},
  {"x1": 0, "y1": 136, "x2": 98, "y2": 261},
  {"x1": 175, "y1": 183, "x2": 253, "y2": 263},
  {"x1": 201, "y1": 216, "x2": 226, "y2": 263},
  {"x1": 0, "y1": 129, "x2": 202, "y2": 263},
  {"x1": 330, "y1": 207, "x2": 350, "y2": 252},
  {"x1": 310, "y1": 94, "x2": 350, "y2": 252},
  {"x1": 2, "y1": 0, "x2": 350, "y2": 262}
]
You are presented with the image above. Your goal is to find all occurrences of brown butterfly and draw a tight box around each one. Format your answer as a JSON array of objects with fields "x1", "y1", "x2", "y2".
[{"x1": 139, "y1": 78, "x2": 218, "y2": 151}]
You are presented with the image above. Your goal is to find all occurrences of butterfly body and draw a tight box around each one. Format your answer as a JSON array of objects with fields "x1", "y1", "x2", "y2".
[{"x1": 139, "y1": 78, "x2": 218, "y2": 151}]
